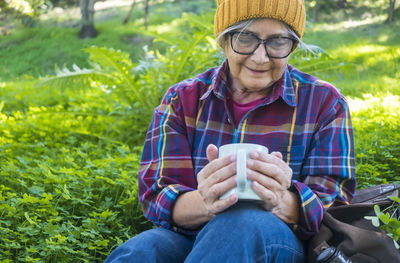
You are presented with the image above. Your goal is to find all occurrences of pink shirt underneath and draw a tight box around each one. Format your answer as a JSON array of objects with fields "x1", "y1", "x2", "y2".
[{"x1": 229, "y1": 97, "x2": 264, "y2": 128}]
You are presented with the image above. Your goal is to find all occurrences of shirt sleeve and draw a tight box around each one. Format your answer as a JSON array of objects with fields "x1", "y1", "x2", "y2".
[
  {"x1": 138, "y1": 87, "x2": 198, "y2": 235},
  {"x1": 291, "y1": 97, "x2": 356, "y2": 240}
]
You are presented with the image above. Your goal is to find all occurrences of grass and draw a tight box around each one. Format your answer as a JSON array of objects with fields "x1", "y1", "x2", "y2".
[
  {"x1": 295, "y1": 17, "x2": 400, "y2": 98},
  {"x1": 0, "y1": 14, "x2": 149, "y2": 81},
  {"x1": 0, "y1": 0, "x2": 217, "y2": 81}
]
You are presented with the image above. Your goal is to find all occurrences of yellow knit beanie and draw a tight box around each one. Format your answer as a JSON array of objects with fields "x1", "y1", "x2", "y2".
[{"x1": 214, "y1": 0, "x2": 306, "y2": 38}]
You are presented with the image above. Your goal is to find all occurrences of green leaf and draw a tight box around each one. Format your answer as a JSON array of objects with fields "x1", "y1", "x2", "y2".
[
  {"x1": 374, "y1": 204, "x2": 382, "y2": 216},
  {"x1": 389, "y1": 195, "x2": 400, "y2": 203},
  {"x1": 24, "y1": 212, "x2": 38, "y2": 226},
  {"x1": 364, "y1": 216, "x2": 380, "y2": 227},
  {"x1": 378, "y1": 212, "x2": 391, "y2": 224}
]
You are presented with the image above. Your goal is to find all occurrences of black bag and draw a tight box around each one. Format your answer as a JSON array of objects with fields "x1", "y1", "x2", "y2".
[{"x1": 308, "y1": 184, "x2": 400, "y2": 263}]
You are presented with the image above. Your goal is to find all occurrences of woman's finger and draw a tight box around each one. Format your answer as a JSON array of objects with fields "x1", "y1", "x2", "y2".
[
  {"x1": 197, "y1": 154, "x2": 236, "y2": 182},
  {"x1": 251, "y1": 151, "x2": 292, "y2": 176},
  {"x1": 247, "y1": 159, "x2": 291, "y2": 189},
  {"x1": 270, "y1": 151, "x2": 283, "y2": 159},
  {"x1": 203, "y1": 176, "x2": 237, "y2": 204},
  {"x1": 246, "y1": 168, "x2": 281, "y2": 190},
  {"x1": 251, "y1": 181, "x2": 277, "y2": 208},
  {"x1": 200, "y1": 161, "x2": 237, "y2": 193},
  {"x1": 210, "y1": 194, "x2": 238, "y2": 214},
  {"x1": 206, "y1": 144, "x2": 219, "y2": 162}
]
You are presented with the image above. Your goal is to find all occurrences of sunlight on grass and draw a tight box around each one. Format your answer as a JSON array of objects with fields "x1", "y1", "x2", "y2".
[
  {"x1": 323, "y1": 41, "x2": 400, "y2": 97},
  {"x1": 150, "y1": 18, "x2": 182, "y2": 34},
  {"x1": 333, "y1": 44, "x2": 388, "y2": 59},
  {"x1": 378, "y1": 34, "x2": 389, "y2": 42},
  {"x1": 313, "y1": 15, "x2": 386, "y2": 31},
  {"x1": 349, "y1": 94, "x2": 400, "y2": 117},
  {"x1": 333, "y1": 45, "x2": 400, "y2": 68}
]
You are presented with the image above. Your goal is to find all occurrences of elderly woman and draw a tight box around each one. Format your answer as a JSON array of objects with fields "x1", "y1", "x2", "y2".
[{"x1": 105, "y1": 0, "x2": 356, "y2": 262}]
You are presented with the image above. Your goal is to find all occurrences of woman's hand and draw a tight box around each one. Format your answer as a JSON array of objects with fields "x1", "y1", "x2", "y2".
[
  {"x1": 246, "y1": 151, "x2": 299, "y2": 224},
  {"x1": 196, "y1": 144, "x2": 239, "y2": 218}
]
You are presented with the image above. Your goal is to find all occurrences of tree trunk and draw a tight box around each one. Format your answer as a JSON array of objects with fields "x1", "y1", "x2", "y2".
[
  {"x1": 386, "y1": 0, "x2": 397, "y2": 23},
  {"x1": 123, "y1": 0, "x2": 137, "y2": 24},
  {"x1": 144, "y1": 0, "x2": 150, "y2": 30},
  {"x1": 313, "y1": 0, "x2": 320, "y2": 22},
  {"x1": 337, "y1": 0, "x2": 347, "y2": 9},
  {"x1": 79, "y1": 0, "x2": 98, "y2": 38}
]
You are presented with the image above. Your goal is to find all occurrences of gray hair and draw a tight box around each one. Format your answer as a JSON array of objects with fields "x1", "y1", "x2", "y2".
[{"x1": 216, "y1": 18, "x2": 319, "y2": 56}]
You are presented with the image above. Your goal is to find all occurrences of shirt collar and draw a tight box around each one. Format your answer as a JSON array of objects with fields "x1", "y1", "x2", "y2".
[
  {"x1": 200, "y1": 60, "x2": 229, "y2": 101},
  {"x1": 200, "y1": 60, "x2": 297, "y2": 107}
]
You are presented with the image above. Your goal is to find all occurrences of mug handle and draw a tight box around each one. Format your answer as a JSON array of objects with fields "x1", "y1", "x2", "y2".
[{"x1": 237, "y1": 149, "x2": 247, "y2": 192}]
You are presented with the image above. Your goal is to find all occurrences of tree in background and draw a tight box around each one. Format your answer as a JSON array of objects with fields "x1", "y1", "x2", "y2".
[
  {"x1": 122, "y1": 0, "x2": 151, "y2": 29},
  {"x1": 123, "y1": 0, "x2": 137, "y2": 24},
  {"x1": 308, "y1": 0, "x2": 399, "y2": 23},
  {"x1": 144, "y1": 0, "x2": 150, "y2": 29},
  {"x1": 386, "y1": 0, "x2": 397, "y2": 23},
  {"x1": 79, "y1": 0, "x2": 98, "y2": 38}
]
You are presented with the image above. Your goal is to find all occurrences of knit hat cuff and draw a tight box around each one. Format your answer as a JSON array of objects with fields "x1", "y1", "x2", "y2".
[{"x1": 214, "y1": 0, "x2": 306, "y2": 38}]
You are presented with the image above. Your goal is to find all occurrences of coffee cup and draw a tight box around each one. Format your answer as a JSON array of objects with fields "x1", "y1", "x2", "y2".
[{"x1": 219, "y1": 143, "x2": 268, "y2": 201}]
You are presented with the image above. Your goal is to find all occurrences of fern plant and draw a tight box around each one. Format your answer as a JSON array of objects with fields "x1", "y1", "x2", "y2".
[{"x1": 38, "y1": 12, "x2": 220, "y2": 146}]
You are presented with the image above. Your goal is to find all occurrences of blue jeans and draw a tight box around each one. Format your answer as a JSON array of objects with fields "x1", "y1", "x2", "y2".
[{"x1": 105, "y1": 202, "x2": 305, "y2": 263}]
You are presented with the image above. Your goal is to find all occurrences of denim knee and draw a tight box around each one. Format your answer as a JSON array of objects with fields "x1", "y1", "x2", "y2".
[
  {"x1": 208, "y1": 202, "x2": 295, "y2": 239},
  {"x1": 105, "y1": 228, "x2": 194, "y2": 263},
  {"x1": 186, "y1": 202, "x2": 304, "y2": 263}
]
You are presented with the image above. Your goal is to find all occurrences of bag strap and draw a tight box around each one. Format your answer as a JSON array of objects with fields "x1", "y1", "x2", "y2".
[
  {"x1": 352, "y1": 183, "x2": 400, "y2": 204},
  {"x1": 326, "y1": 183, "x2": 400, "y2": 222}
]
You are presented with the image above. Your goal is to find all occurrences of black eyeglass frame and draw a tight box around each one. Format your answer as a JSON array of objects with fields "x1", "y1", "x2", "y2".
[{"x1": 229, "y1": 31, "x2": 298, "y2": 59}]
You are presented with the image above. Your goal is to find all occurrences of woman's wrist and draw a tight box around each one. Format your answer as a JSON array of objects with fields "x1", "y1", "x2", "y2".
[
  {"x1": 272, "y1": 190, "x2": 300, "y2": 224},
  {"x1": 171, "y1": 190, "x2": 215, "y2": 230}
]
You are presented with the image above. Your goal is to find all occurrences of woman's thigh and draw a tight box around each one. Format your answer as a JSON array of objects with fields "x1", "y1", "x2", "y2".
[
  {"x1": 185, "y1": 202, "x2": 305, "y2": 263},
  {"x1": 105, "y1": 228, "x2": 194, "y2": 263}
]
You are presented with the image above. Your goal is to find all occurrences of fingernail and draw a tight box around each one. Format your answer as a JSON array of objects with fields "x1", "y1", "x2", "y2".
[{"x1": 231, "y1": 194, "x2": 238, "y2": 202}]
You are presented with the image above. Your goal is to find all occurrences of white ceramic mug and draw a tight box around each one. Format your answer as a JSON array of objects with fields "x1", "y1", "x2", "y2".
[{"x1": 219, "y1": 143, "x2": 269, "y2": 201}]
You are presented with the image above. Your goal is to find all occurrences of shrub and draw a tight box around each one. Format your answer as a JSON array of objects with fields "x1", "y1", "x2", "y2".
[
  {"x1": 349, "y1": 94, "x2": 400, "y2": 188},
  {"x1": 0, "y1": 106, "x2": 151, "y2": 262}
]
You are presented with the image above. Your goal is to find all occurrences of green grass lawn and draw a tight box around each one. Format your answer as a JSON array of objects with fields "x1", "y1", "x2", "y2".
[
  {"x1": 296, "y1": 17, "x2": 400, "y2": 98},
  {"x1": 0, "y1": 0, "x2": 216, "y2": 81}
]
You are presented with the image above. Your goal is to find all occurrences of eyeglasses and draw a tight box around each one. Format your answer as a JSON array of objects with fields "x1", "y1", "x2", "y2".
[{"x1": 229, "y1": 31, "x2": 297, "y2": 59}]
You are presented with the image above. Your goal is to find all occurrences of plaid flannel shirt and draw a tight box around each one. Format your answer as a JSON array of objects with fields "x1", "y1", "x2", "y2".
[{"x1": 138, "y1": 60, "x2": 356, "y2": 240}]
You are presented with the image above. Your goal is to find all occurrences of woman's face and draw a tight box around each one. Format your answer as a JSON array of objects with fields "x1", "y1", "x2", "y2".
[{"x1": 225, "y1": 19, "x2": 292, "y2": 98}]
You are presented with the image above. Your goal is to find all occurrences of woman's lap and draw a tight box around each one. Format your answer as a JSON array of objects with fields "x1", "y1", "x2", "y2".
[
  {"x1": 105, "y1": 202, "x2": 305, "y2": 263},
  {"x1": 104, "y1": 228, "x2": 194, "y2": 263},
  {"x1": 186, "y1": 202, "x2": 304, "y2": 263}
]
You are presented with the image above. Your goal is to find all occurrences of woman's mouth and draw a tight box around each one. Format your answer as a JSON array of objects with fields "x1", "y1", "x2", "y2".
[{"x1": 246, "y1": 66, "x2": 269, "y2": 74}]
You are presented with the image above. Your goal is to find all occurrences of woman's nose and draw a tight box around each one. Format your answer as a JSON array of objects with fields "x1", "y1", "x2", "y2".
[{"x1": 251, "y1": 43, "x2": 270, "y2": 64}]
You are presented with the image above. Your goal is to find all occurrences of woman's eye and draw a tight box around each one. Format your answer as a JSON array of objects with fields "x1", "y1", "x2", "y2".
[
  {"x1": 269, "y1": 38, "x2": 290, "y2": 47},
  {"x1": 238, "y1": 34, "x2": 256, "y2": 44}
]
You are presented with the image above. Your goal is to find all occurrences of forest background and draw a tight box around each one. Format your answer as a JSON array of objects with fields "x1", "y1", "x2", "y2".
[{"x1": 1, "y1": 0, "x2": 400, "y2": 262}]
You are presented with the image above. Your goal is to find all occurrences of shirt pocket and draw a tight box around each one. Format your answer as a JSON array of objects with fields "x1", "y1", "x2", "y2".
[{"x1": 269, "y1": 144, "x2": 306, "y2": 181}]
